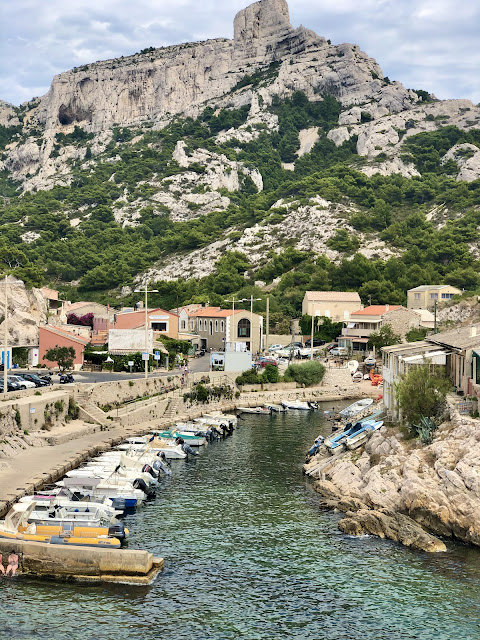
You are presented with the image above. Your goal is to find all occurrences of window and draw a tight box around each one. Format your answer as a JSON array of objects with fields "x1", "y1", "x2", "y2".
[
  {"x1": 414, "y1": 293, "x2": 420, "y2": 299},
  {"x1": 430, "y1": 293, "x2": 439, "y2": 300},
  {"x1": 221, "y1": 320, "x2": 225, "y2": 332},
  {"x1": 237, "y1": 318, "x2": 251, "y2": 338},
  {"x1": 152, "y1": 322, "x2": 167, "y2": 331},
  {"x1": 441, "y1": 293, "x2": 454, "y2": 299},
  {"x1": 215, "y1": 320, "x2": 218, "y2": 332},
  {"x1": 343, "y1": 310, "x2": 350, "y2": 320},
  {"x1": 181, "y1": 320, "x2": 186, "y2": 330},
  {"x1": 209, "y1": 321, "x2": 213, "y2": 336}
]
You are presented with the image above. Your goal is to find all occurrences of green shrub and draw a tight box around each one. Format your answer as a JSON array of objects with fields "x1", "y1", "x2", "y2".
[
  {"x1": 262, "y1": 364, "x2": 279, "y2": 383},
  {"x1": 283, "y1": 361, "x2": 326, "y2": 386},
  {"x1": 236, "y1": 368, "x2": 261, "y2": 385}
]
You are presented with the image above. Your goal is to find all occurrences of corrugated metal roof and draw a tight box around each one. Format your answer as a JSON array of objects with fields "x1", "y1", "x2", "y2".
[{"x1": 427, "y1": 324, "x2": 480, "y2": 351}]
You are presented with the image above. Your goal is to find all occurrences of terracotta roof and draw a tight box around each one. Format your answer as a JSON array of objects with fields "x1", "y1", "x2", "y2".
[
  {"x1": 190, "y1": 307, "x2": 243, "y2": 318},
  {"x1": 304, "y1": 291, "x2": 361, "y2": 302},
  {"x1": 40, "y1": 325, "x2": 90, "y2": 345},
  {"x1": 351, "y1": 305, "x2": 402, "y2": 316}
]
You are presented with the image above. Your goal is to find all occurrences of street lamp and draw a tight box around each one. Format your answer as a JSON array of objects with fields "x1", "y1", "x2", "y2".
[{"x1": 134, "y1": 285, "x2": 159, "y2": 378}]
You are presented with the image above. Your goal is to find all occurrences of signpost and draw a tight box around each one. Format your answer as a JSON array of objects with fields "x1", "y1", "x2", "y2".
[{"x1": 128, "y1": 360, "x2": 134, "y2": 374}]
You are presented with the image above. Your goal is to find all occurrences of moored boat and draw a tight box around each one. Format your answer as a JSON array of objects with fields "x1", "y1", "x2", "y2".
[
  {"x1": 0, "y1": 503, "x2": 122, "y2": 548},
  {"x1": 264, "y1": 403, "x2": 287, "y2": 412},
  {"x1": 338, "y1": 398, "x2": 374, "y2": 419},
  {"x1": 237, "y1": 406, "x2": 271, "y2": 414},
  {"x1": 282, "y1": 400, "x2": 311, "y2": 410}
]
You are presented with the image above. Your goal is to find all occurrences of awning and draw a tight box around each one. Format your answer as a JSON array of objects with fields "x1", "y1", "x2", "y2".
[
  {"x1": 339, "y1": 336, "x2": 369, "y2": 344},
  {"x1": 346, "y1": 322, "x2": 356, "y2": 328},
  {"x1": 401, "y1": 350, "x2": 447, "y2": 364}
]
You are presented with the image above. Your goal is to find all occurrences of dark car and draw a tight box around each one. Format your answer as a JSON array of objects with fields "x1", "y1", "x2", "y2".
[
  {"x1": 0, "y1": 379, "x2": 20, "y2": 392},
  {"x1": 304, "y1": 338, "x2": 325, "y2": 348},
  {"x1": 18, "y1": 373, "x2": 50, "y2": 387}
]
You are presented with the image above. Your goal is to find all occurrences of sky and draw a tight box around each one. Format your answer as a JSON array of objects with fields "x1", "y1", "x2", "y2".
[{"x1": 1, "y1": 0, "x2": 479, "y2": 107}]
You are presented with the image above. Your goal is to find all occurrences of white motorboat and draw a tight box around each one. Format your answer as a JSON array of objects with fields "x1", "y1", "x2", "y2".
[
  {"x1": 237, "y1": 406, "x2": 271, "y2": 414},
  {"x1": 57, "y1": 476, "x2": 146, "y2": 509},
  {"x1": 117, "y1": 437, "x2": 187, "y2": 459},
  {"x1": 282, "y1": 400, "x2": 312, "y2": 410},
  {"x1": 264, "y1": 403, "x2": 287, "y2": 412},
  {"x1": 338, "y1": 398, "x2": 374, "y2": 419},
  {"x1": 19, "y1": 496, "x2": 122, "y2": 522}
]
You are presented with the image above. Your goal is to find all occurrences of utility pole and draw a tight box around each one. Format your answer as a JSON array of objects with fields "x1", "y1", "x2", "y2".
[
  {"x1": 434, "y1": 299, "x2": 437, "y2": 333},
  {"x1": 265, "y1": 296, "x2": 269, "y2": 354},
  {"x1": 134, "y1": 284, "x2": 158, "y2": 378},
  {"x1": 3, "y1": 275, "x2": 8, "y2": 397}
]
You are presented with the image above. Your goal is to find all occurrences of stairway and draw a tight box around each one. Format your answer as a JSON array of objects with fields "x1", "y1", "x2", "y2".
[
  {"x1": 76, "y1": 389, "x2": 110, "y2": 428},
  {"x1": 163, "y1": 397, "x2": 182, "y2": 420}
]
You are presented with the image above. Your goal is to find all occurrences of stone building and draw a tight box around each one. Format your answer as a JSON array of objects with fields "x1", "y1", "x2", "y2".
[
  {"x1": 339, "y1": 305, "x2": 421, "y2": 354},
  {"x1": 302, "y1": 291, "x2": 362, "y2": 322},
  {"x1": 189, "y1": 306, "x2": 263, "y2": 353},
  {"x1": 407, "y1": 285, "x2": 462, "y2": 310}
]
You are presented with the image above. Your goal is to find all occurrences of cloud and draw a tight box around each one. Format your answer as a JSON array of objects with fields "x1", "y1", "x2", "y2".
[{"x1": 0, "y1": 0, "x2": 478, "y2": 106}]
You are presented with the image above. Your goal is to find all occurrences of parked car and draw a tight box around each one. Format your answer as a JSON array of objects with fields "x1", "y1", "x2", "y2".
[
  {"x1": 18, "y1": 373, "x2": 50, "y2": 387},
  {"x1": 8, "y1": 375, "x2": 35, "y2": 389},
  {"x1": 268, "y1": 344, "x2": 284, "y2": 352},
  {"x1": 257, "y1": 356, "x2": 278, "y2": 368},
  {"x1": 0, "y1": 379, "x2": 20, "y2": 392},
  {"x1": 304, "y1": 338, "x2": 325, "y2": 348},
  {"x1": 329, "y1": 347, "x2": 349, "y2": 357}
]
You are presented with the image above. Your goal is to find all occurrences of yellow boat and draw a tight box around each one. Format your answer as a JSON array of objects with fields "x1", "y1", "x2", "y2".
[{"x1": 0, "y1": 503, "x2": 122, "y2": 548}]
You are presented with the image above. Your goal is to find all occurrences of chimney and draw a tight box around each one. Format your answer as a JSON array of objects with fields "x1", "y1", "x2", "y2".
[
  {"x1": 470, "y1": 326, "x2": 477, "y2": 338},
  {"x1": 385, "y1": 304, "x2": 390, "y2": 312}
]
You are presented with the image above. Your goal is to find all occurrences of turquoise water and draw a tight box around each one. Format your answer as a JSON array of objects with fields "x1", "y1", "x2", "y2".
[{"x1": 2, "y1": 409, "x2": 480, "y2": 640}]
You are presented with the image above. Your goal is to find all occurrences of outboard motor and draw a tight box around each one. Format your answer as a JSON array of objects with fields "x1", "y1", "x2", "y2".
[
  {"x1": 108, "y1": 523, "x2": 128, "y2": 541},
  {"x1": 132, "y1": 477, "x2": 152, "y2": 496},
  {"x1": 181, "y1": 442, "x2": 198, "y2": 457},
  {"x1": 175, "y1": 436, "x2": 185, "y2": 445},
  {"x1": 153, "y1": 459, "x2": 171, "y2": 476},
  {"x1": 157, "y1": 451, "x2": 171, "y2": 467},
  {"x1": 111, "y1": 497, "x2": 127, "y2": 512},
  {"x1": 142, "y1": 463, "x2": 158, "y2": 479}
]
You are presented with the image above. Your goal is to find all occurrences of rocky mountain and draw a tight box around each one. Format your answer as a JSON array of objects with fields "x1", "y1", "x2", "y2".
[{"x1": 0, "y1": 0, "x2": 479, "y2": 314}]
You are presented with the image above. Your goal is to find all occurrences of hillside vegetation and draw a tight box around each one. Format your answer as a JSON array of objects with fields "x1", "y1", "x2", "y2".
[{"x1": 0, "y1": 90, "x2": 479, "y2": 324}]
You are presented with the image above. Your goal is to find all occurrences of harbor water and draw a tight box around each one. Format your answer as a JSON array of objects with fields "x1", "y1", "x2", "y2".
[{"x1": 2, "y1": 408, "x2": 480, "y2": 639}]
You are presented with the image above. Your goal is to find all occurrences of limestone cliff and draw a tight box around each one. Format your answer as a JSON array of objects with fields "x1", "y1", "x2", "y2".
[
  {"x1": 0, "y1": 277, "x2": 48, "y2": 346},
  {"x1": 305, "y1": 400, "x2": 480, "y2": 551}
]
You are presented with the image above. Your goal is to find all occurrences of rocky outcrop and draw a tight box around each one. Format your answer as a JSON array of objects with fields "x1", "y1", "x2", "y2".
[
  {"x1": 338, "y1": 509, "x2": 447, "y2": 553},
  {"x1": 307, "y1": 403, "x2": 480, "y2": 551},
  {"x1": 0, "y1": 277, "x2": 48, "y2": 346},
  {"x1": 442, "y1": 143, "x2": 480, "y2": 182}
]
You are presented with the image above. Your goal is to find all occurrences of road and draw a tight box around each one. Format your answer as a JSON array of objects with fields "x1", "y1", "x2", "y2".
[{"x1": 15, "y1": 353, "x2": 211, "y2": 385}]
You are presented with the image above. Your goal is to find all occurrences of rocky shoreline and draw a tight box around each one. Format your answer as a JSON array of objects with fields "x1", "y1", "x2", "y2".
[{"x1": 305, "y1": 397, "x2": 480, "y2": 552}]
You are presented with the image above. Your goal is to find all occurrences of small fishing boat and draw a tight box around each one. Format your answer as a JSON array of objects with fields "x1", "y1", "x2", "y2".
[
  {"x1": 338, "y1": 398, "x2": 373, "y2": 419},
  {"x1": 281, "y1": 400, "x2": 312, "y2": 410},
  {"x1": 153, "y1": 429, "x2": 206, "y2": 446},
  {"x1": 237, "y1": 406, "x2": 271, "y2": 414},
  {"x1": 345, "y1": 420, "x2": 384, "y2": 450},
  {"x1": 117, "y1": 437, "x2": 186, "y2": 459},
  {"x1": 0, "y1": 503, "x2": 123, "y2": 548},
  {"x1": 264, "y1": 403, "x2": 287, "y2": 412},
  {"x1": 57, "y1": 476, "x2": 147, "y2": 508}
]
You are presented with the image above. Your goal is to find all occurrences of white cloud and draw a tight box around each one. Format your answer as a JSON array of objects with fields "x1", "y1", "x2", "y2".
[{"x1": 0, "y1": 0, "x2": 478, "y2": 106}]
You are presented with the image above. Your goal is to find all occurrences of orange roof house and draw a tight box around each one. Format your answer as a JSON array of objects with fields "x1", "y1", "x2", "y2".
[{"x1": 39, "y1": 326, "x2": 89, "y2": 370}]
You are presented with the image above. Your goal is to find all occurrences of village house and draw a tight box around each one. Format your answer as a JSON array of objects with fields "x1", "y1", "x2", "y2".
[
  {"x1": 189, "y1": 306, "x2": 263, "y2": 353},
  {"x1": 338, "y1": 305, "x2": 421, "y2": 354},
  {"x1": 381, "y1": 341, "x2": 448, "y2": 419},
  {"x1": 39, "y1": 326, "x2": 90, "y2": 370},
  {"x1": 381, "y1": 323, "x2": 480, "y2": 420},
  {"x1": 407, "y1": 285, "x2": 462, "y2": 310},
  {"x1": 114, "y1": 307, "x2": 179, "y2": 340},
  {"x1": 302, "y1": 291, "x2": 362, "y2": 322}
]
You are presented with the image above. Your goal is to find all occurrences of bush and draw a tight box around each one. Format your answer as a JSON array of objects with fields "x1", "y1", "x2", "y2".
[
  {"x1": 262, "y1": 363, "x2": 279, "y2": 383},
  {"x1": 236, "y1": 368, "x2": 261, "y2": 385},
  {"x1": 396, "y1": 363, "x2": 450, "y2": 432},
  {"x1": 283, "y1": 361, "x2": 326, "y2": 386}
]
